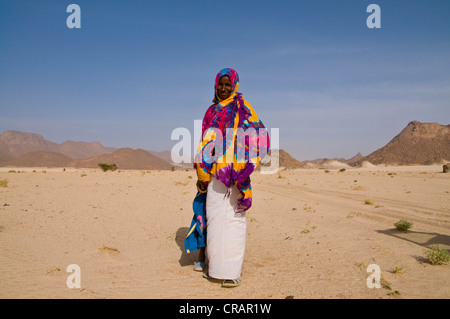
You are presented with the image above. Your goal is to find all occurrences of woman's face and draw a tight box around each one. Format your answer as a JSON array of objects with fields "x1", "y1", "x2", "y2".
[{"x1": 217, "y1": 76, "x2": 233, "y2": 101}]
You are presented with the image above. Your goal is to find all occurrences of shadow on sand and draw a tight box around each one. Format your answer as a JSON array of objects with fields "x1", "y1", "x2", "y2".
[
  {"x1": 376, "y1": 229, "x2": 450, "y2": 253},
  {"x1": 175, "y1": 227, "x2": 199, "y2": 267}
]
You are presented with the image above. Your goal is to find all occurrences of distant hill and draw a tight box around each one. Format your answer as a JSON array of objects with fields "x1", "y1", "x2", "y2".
[
  {"x1": 259, "y1": 149, "x2": 304, "y2": 169},
  {"x1": 3, "y1": 122, "x2": 447, "y2": 170},
  {"x1": 0, "y1": 130, "x2": 172, "y2": 170},
  {"x1": 346, "y1": 152, "x2": 364, "y2": 165},
  {"x1": 0, "y1": 151, "x2": 73, "y2": 168},
  {"x1": 148, "y1": 150, "x2": 180, "y2": 164},
  {"x1": 305, "y1": 152, "x2": 363, "y2": 166},
  {"x1": 0, "y1": 130, "x2": 115, "y2": 159},
  {"x1": 278, "y1": 149, "x2": 304, "y2": 168},
  {"x1": 58, "y1": 140, "x2": 116, "y2": 159},
  {"x1": 0, "y1": 149, "x2": 14, "y2": 162},
  {"x1": 69, "y1": 148, "x2": 173, "y2": 170},
  {"x1": 358, "y1": 121, "x2": 450, "y2": 165},
  {"x1": 0, "y1": 130, "x2": 60, "y2": 159}
]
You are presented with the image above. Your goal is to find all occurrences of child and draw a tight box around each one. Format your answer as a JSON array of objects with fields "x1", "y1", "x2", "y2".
[{"x1": 184, "y1": 184, "x2": 207, "y2": 271}]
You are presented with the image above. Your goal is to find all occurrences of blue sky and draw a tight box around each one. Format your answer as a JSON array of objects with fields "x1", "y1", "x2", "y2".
[{"x1": 1, "y1": 0, "x2": 449, "y2": 161}]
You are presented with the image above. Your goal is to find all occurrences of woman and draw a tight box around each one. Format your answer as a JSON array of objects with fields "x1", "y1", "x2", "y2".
[{"x1": 194, "y1": 68, "x2": 269, "y2": 287}]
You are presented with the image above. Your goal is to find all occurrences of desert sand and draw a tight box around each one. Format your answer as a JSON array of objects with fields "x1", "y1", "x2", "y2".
[{"x1": 0, "y1": 165, "x2": 449, "y2": 299}]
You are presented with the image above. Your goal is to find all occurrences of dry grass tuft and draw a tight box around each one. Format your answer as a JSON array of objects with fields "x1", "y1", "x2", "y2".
[
  {"x1": 98, "y1": 245, "x2": 120, "y2": 255},
  {"x1": 0, "y1": 179, "x2": 8, "y2": 187}
]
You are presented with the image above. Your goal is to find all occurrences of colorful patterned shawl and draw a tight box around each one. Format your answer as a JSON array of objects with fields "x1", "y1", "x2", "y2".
[{"x1": 194, "y1": 68, "x2": 269, "y2": 212}]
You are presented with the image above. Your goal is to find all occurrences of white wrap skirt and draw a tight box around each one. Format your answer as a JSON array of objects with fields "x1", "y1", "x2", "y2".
[{"x1": 206, "y1": 176, "x2": 246, "y2": 280}]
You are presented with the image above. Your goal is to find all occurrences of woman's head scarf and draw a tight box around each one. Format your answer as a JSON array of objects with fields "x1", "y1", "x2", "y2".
[
  {"x1": 195, "y1": 68, "x2": 270, "y2": 212},
  {"x1": 213, "y1": 68, "x2": 240, "y2": 104}
]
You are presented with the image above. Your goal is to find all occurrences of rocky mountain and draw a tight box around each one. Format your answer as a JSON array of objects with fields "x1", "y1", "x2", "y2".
[
  {"x1": 58, "y1": 140, "x2": 116, "y2": 159},
  {"x1": 259, "y1": 149, "x2": 304, "y2": 169},
  {"x1": 0, "y1": 130, "x2": 171, "y2": 170},
  {"x1": 0, "y1": 130, "x2": 115, "y2": 160},
  {"x1": 148, "y1": 150, "x2": 174, "y2": 163},
  {"x1": 0, "y1": 130, "x2": 60, "y2": 160},
  {"x1": 0, "y1": 149, "x2": 14, "y2": 162},
  {"x1": 2, "y1": 121, "x2": 447, "y2": 169},
  {"x1": 358, "y1": 121, "x2": 450, "y2": 165},
  {"x1": 278, "y1": 149, "x2": 305, "y2": 168},
  {"x1": 346, "y1": 152, "x2": 364, "y2": 165}
]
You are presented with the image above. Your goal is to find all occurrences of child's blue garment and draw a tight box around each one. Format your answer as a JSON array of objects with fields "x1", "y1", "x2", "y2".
[{"x1": 184, "y1": 192, "x2": 207, "y2": 253}]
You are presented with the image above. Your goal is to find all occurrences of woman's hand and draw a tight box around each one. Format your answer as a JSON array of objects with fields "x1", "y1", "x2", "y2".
[{"x1": 196, "y1": 180, "x2": 208, "y2": 193}]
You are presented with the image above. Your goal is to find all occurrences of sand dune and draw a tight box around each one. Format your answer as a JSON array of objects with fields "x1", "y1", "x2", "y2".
[{"x1": 0, "y1": 164, "x2": 449, "y2": 299}]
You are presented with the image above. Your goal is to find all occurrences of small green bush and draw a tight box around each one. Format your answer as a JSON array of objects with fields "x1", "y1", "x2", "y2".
[
  {"x1": 388, "y1": 172, "x2": 397, "y2": 176},
  {"x1": 394, "y1": 219, "x2": 413, "y2": 232},
  {"x1": 443, "y1": 163, "x2": 450, "y2": 173},
  {"x1": 424, "y1": 245, "x2": 450, "y2": 265},
  {"x1": 0, "y1": 179, "x2": 8, "y2": 187},
  {"x1": 98, "y1": 163, "x2": 118, "y2": 172}
]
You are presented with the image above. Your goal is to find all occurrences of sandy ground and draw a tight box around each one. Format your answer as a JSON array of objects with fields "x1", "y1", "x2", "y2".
[{"x1": 0, "y1": 165, "x2": 449, "y2": 299}]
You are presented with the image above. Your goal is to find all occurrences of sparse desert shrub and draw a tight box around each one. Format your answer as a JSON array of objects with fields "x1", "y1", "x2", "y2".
[
  {"x1": 277, "y1": 172, "x2": 286, "y2": 179},
  {"x1": 424, "y1": 245, "x2": 450, "y2": 265},
  {"x1": 339, "y1": 168, "x2": 346, "y2": 172},
  {"x1": 394, "y1": 219, "x2": 413, "y2": 232},
  {"x1": 443, "y1": 163, "x2": 450, "y2": 173},
  {"x1": 388, "y1": 266, "x2": 405, "y2": 275},
  {"x1": 364, "y1": 199, "x2": 373, "y2": 205},
  {"x1": 0, "y1": 179, "x2": 8, "y2": 187},
  {"x1": 98, "y1": 163, "x2": 117, "y2": 172},
  {"x1": 388, "y1": 172, "x2": 397, "y2": 176}
]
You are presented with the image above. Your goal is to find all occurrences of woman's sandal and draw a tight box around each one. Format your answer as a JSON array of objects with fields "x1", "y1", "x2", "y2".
[
  {"x1": 221, "y1": 276, "x2": 242, "y2": 288},
  {"x1": 203, "y1": 272, "x2": 221, "y2": 284},
  {"x1": 203, "y1": 273, "x2": 242, "y2": 288},
  {"x1": 202, "y1": 272, "x2": 212, "y2": 279}
]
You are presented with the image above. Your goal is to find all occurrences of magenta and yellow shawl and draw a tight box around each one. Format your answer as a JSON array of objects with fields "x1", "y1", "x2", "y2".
[{"x1": 194, "y1": 68, "x2": 270, "y2": 212}]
